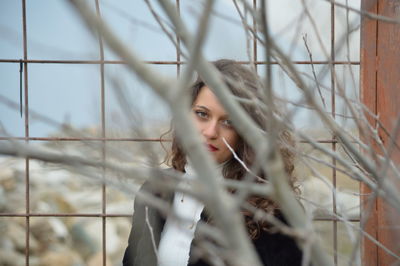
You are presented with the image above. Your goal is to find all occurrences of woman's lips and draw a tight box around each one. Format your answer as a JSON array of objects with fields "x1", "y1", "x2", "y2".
[{"x1": 206, "y1": 143, "x2": 218, "y2": 152}]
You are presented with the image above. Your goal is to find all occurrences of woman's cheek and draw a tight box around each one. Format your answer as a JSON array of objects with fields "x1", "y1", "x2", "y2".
[{"x1": 224, "y1": 131, "x2": 239, "y2": 150}]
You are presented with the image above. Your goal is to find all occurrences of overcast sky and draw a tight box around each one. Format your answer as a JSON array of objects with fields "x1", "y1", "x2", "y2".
[{"x1": 0, "y1": 0, "x2": 360, "y2": 138}]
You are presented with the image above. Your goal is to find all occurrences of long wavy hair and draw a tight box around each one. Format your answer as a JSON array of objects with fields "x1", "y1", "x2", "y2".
[{"x1": 166, "y1": 59, "x2": 297, "y2": 240}]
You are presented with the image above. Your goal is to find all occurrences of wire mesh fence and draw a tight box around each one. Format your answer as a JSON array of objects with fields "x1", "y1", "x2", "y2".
[{"x1": 0, "y1": 0, "x2": 366, "y2": 265}]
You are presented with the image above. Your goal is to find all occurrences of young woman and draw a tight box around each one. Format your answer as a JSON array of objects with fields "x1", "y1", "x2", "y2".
[{"x1": 123, "y1": 59, "x2": 303, "y2": 266}]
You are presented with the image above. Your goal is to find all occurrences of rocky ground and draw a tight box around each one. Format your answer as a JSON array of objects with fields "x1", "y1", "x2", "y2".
[
  {"x1": 0, "y1": 132, "x2": 361, "y2": 265},
  {"x1": 0, "y1": 154, "x2": 137, "y2": 266}
]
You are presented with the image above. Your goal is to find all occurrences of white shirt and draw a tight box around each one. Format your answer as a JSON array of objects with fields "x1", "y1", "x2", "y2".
[{"x1": 157, "y1": 163, "x2": 205, "y2": 266}]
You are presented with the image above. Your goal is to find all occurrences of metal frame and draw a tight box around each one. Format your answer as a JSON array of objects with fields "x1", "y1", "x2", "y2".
[{"x1": 0, "y1": 1, "x2": 369, "y2": 265}]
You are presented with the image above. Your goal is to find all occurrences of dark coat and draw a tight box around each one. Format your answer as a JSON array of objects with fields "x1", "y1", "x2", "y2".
[{"x1": 122, "y1": 181, "x2": 303, "y2": 266}]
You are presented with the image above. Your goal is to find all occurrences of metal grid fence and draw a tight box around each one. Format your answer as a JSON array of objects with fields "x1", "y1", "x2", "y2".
[{"x1": 0, "y1": 0, "x2": 363, "y2": 265}]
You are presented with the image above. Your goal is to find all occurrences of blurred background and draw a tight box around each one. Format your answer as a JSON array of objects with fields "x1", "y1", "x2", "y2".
[{"x1": 0, "y1": 0, "x2": 361, "y2": 265}]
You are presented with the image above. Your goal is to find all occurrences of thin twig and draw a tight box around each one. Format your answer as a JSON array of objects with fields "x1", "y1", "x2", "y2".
[
  {"x1": 302, "y1": 34, "x2": 327, "y2": 109},
  {"x1": 144, "y1": 0, "x2": 182, "y2": 57},
  {"x1": 145, "y1": 206, "x2": 159, "y2": 260},
  {"x1": 321, "y1": 0, "x2": 400, "y2": 25},
  {"x1": 222, "y1": 137, "x2": 250, "y2": 173}
]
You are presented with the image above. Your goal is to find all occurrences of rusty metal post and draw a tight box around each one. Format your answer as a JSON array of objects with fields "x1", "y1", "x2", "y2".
[
  {"x1": 361, "y1": 0, "x2": 400, "y2": 265},
  {"x1": 360, "y1": 0, "x2": 378, "y2": 265}
]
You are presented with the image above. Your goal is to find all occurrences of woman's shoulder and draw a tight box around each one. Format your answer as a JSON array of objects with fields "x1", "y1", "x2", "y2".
[{"x1": 138, "y1": 167, "x2": 176, "y2": 195}]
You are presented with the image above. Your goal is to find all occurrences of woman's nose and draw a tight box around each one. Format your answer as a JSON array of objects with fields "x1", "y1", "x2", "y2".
[{"x1": 202, "y1": 121, "x2": 218, "y2": 139}]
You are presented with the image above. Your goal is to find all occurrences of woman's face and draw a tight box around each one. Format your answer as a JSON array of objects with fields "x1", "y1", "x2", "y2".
[{"x1": 191, "y1": 86, "x2": 239, "y2": 164}]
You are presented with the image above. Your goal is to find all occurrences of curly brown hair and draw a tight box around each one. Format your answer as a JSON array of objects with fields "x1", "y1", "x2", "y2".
[{"x1": 167, "y1": 59, "x2": 297, "y2": 240}]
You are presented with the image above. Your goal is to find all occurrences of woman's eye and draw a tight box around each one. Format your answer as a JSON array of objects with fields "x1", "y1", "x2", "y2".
[
  {"x1": 222, "y1": 119, "x2": 233, "y2": 127},
  {"x1": 195, "y1": 110, "x2": 208, "y2": 119}
]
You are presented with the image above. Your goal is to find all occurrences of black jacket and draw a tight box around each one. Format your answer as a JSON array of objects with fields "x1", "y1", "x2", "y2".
[{"x1": 123, "y1": 181, "x2": 303, "y2": 266}]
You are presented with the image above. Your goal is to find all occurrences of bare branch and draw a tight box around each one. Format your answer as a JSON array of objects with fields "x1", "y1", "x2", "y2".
[
  {"x1": 145, "y1": 206, "x2": 159, "y2": 260},
  {"x1": 302, "y1": 34, "x2": 327, "y2": 109},
  {"x1": 322, "y1": 0, "x2": 400, "y2": 25}
]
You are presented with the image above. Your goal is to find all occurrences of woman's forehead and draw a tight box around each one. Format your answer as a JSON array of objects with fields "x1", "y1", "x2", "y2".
[{"x1": 193, "y1": 86, "x2": 229, "y2": 117}]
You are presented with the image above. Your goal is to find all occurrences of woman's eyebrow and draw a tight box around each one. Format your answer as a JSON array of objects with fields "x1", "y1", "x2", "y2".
[{"x1": 194, "y1": 105, "x2": 210, "y2": 111}]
